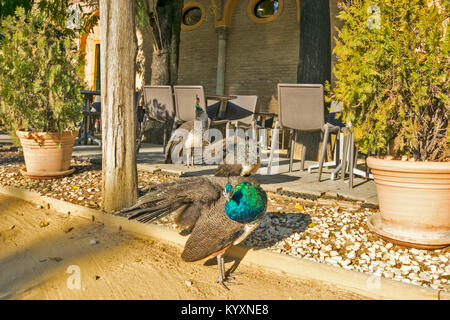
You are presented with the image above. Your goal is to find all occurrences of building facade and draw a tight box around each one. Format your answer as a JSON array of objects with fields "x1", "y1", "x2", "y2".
[{"x1": 80, "y1": 0, "x2": 341, "y2": 115}]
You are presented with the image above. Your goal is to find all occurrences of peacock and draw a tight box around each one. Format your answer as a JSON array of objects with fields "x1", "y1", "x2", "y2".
[
  {"x1": 165, "y1": 95, "x2": 210, "y2": 165},
  {"x1": 210, "y1": 135, "x2": 261, "y2": 177},
  {"x1": 117, "y1": 175, "x2": 267, "y2": 288}
]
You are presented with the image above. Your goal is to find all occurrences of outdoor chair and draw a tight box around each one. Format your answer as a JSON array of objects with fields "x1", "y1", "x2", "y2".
[
  {"x1": 173, "y1": 85, "x2": 206, "y2": 123},
  {"x1": 341, "y1": 128, "x2": 374, "y2": 189},
  {"x1": 267, "y1": 84, "x2": 342, "y2": 178},
  {"x1": 139, "y1": 85, "x2": 175, "y2": 153},
  {"x1": 307, "y1": 100, "x2": 346, "y2": 181},
  {"x1": 321, "y1": 106, "x2": 374, "y2": 189},
  {"x1": 173, "y1": 85, "x2": 232, "y2": 127}
]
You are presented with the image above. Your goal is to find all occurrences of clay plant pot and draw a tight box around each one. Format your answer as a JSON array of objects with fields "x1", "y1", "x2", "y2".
[
  {"x1": 366, "y1": 156, "x2": 450, "y2": 249},
  {"x1": 16, "y1": 130, "x2": 78, "y2": 179}
]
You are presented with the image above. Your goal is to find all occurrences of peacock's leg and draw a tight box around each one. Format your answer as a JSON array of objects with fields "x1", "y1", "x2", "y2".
[
  {"x1": 185, "y1": 147, "x2": 192, "y2": 167},
  {"x1": 216, "y1": 253, "x2": 239, "y2": 290},
  {"x1": 216, "y1": 253, "x2": 227, "y2": 289}
]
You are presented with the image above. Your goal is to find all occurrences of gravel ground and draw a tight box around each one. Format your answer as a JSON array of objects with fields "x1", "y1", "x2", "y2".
[{"x1": 1, "y1": 146, "x2": 449, "y2": 292}]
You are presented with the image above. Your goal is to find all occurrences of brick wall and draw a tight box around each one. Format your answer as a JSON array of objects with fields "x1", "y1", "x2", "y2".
[
  {"x1": 224, "y1": 0, "x2": 300, "y2": 113},
  {"x1": 178, "y1": 0, "x2": 300, "y2": 113},
  {"x1": 177, "y1": 0, "x2": 218, "y2": 96}
]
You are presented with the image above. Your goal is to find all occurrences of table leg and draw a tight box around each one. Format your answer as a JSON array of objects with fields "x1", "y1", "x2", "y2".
[
  {"x1": 82, "y1": 97, "x2": 89, "y2": 145},
  {"x1": 83, "y1": 115, "x2": 88, "y2": 145},
  {"x1": 218, "y1": 101, "x2": 227, "y2": 119}
]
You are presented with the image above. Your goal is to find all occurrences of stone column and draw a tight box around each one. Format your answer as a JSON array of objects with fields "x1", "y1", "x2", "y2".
[{"x1": 215, "y1": 25, "x2": 227, "y2": 96}]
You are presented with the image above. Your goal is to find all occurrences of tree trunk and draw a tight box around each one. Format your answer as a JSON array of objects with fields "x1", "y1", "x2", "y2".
[
  {"x1": 100, "y1": 0, "x2": 138, "y2": 212},
  {"x1": 150, "y1": 49, "x2": 170, "y2": 85},
  {"x1": 147, "y1": 0, "x2": 183, "y2": 85},
  {"x1": 168, "y1": 0, "x2": 183, "y2": 85},
  {"x1": 295, "y1": 0, "x2": 331, "y2": 161},
  {"x1": 298, "y1": 0, "x2": 331, "y2": 85}
]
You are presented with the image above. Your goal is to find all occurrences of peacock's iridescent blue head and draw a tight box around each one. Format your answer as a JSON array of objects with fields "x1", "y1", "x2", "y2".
[
  {"x1": 223, "y1": 183, "x2": 233, "y2": 200},
  {"x1": 225, "y1": 182, "x2": 267, "y2": 223}
]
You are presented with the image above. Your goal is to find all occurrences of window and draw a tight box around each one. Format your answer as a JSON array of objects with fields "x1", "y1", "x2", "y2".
[
  {"x1": 183, "y1": 7, "x2": 202, "y2": 26},
  {"x1": 248, "y1": 0, "x2": 283, "y2": 23},
  {"x1": 254, "y1": 0, "x2": 279, "y2": 19}
]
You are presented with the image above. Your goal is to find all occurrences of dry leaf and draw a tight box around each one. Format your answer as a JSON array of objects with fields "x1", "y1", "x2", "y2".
[
  {"x1": 40, "y1": 221, "x2": 50, "y2": 228},
  {"x1": 48, "y1": 257, "x2": 63, "y2": 262},
  {"x1": 65, "y1": 227, "x2": 74, "y2": 233}
]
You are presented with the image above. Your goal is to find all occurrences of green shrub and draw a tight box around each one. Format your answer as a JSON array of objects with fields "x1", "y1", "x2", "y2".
[
  {"x1": 0, "y1": 7, "x2": 83, "y2": 134},
  {"x1": 328, "y1": 0, "x2": 449, "y2": 161}
]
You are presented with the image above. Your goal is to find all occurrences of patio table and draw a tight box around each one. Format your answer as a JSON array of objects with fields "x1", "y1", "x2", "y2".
[
  {"x1": 79, "y1": 90, "x2": 101, "y2": 146},
  {"x1": 205, "y1": 94, "x2": 237, "y2": 120}
]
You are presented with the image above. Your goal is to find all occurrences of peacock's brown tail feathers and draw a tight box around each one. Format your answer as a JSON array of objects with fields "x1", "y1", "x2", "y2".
[{"x1": 214, "y1": 164, "x2": 243, "y2": 177}]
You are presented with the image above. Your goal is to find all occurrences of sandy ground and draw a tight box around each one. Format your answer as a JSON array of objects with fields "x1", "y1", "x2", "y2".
[{"x1": 0, "y1": 194, "x2": 369, "y2": 300}]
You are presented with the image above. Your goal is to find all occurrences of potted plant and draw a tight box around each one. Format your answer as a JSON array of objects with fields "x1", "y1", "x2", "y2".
[
  {"x1": 0, "y1": 8, "x2": 84, "y2": 179},
  {"x1": 328, "y1": 0, "x2": 449, "y2": 249}
]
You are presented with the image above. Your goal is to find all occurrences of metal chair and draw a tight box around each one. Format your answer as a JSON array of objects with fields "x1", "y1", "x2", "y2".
[
  {"x1": 341, "y1": 128, "x2": 374, "y2": 189},
  {"x1": 324, "y1": 111, "x2": 374, "y2": 189},
  {"x1": 173, "y1": 85, "x2": 234, "y2": 127},
  {"x1": 173, "y1": 85, "x2": 207, "y2": 123},
  {"x1": 138, "y1": 86, "x2": 175, "y2": 153},
  {"x1": 267, "y1": 84, "x2": 341, "y2": 178},
  {"x1": 307, "y1": 100, "x2": 345, "y2": 181}
]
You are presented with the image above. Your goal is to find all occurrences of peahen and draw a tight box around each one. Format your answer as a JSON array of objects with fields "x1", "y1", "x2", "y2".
[
  {"x1": 165, "y1": 95, "x2": 210, "y2": 165},
  {"x1": 210, "y1": 135, "x2": 261, "y2": 177},
  {"x1": 117, "y1": 175, "x2": 267, "y2": 288}
]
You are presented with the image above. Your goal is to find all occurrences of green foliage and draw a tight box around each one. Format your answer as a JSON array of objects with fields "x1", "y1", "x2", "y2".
[
  {"x1": 36, "y1": 0, "x2": 71, "y2": 29},
  {"x1": 0, "y1": 0, "x2": 32, "y2": 19},
  {"x1": 328, "y1": 0, "x2": 449, "y2": 161},
  {"x1": 0, "y1": 7, "x2": 84, "y2": 133}
]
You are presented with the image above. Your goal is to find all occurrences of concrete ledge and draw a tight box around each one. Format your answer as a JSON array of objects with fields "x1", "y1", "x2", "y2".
[{"x1": 0, "y1": 185, "x2": 447, "y2": 300}]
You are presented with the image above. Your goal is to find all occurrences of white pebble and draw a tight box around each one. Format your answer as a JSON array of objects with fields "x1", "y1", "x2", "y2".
[
  {"x1": 399, "y1": 255, "x2": 410, "y2": 265},
  {"x1": 347, "y1": 251, "x2": 356, "y2": 259},
  {"x1": 341, "y1": 259, "x2": 351, "y2": 266}
]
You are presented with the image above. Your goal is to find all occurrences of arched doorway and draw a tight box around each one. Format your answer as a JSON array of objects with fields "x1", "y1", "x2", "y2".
[{"x1": 79, "y1": 10, "x2": 100, "y2": 90}]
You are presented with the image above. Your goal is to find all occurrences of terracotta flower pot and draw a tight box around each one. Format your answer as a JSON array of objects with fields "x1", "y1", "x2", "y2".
[
  {"x1": 16, "y1": 130, "x2": 78, "y2": 179},
  {"x1": 366, "y1": 156, "x2": 450, "y2": 249}
]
